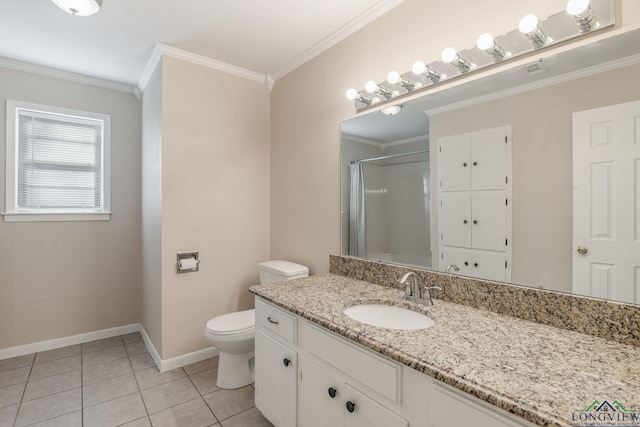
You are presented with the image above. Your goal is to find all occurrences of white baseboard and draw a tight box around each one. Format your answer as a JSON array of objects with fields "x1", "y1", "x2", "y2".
[
  {"x1": 138, "y1": 324, "x2": 219, "y2": 372},
  {"x1": 0, "y1": 323, "x2": 220, "y2": 374},
  {"x1": 0, "y1": 324, "x2": 140, "y2": 360}
]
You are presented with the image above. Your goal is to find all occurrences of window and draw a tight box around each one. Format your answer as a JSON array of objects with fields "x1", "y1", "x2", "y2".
[{"x1": 3, "y1": 100, "x2": 111, "y2": 222}]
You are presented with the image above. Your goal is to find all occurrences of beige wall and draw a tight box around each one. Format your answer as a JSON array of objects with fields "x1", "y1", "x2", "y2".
[
  {"x1": 141, "y1": 63, "x2": 164, "y2": 353},
  {"x1": 270, "y1": 0, "x2": 640, "y2": 276},
  {"x1": 0, "y1": 67, "x2": 141, "y2": 349},
  {"x1": 142, "y1": 57, "x2": 271, "y2": 359}
]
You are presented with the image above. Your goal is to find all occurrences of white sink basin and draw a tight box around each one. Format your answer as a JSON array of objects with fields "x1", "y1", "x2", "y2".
[{"x1": 343, "y1": 304, "x2": 435, "y2": 330}]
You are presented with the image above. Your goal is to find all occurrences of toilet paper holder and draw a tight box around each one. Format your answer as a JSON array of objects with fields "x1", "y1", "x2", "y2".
[{"x1": 177, "y1": 251, "x2": 199, "y2": 273}]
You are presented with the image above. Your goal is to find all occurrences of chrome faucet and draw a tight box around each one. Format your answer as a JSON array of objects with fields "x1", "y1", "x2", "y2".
[
  {"x1": 398, "y1": 272, "x2": 442, "y2": 306},
  {"x1": 445, "y1": 264, "x2": 460, "y2": 274}
]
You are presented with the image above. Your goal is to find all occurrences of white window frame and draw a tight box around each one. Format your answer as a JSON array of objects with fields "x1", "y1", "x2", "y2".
[{"x1": 3, "y1": 100, "x2": 111, "y2": 222}]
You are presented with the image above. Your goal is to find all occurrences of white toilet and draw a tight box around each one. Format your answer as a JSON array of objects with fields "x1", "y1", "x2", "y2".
[{"x1": 205, "y1": 260, "x2": 309, "y2": 389}]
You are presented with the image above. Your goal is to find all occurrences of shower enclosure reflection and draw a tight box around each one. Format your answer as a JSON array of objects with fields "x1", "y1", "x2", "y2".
[{"x1": 341, "y1": 113, "x2": 431, "y2": 269}]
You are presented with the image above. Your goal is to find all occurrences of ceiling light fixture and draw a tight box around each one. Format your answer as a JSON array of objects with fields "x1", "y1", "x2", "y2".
[
  {"x1": 567, "y1": 0, "x2": 597, "y2": 32},
  {"x1": 51, "y1": 0, "x2": 103, "y2": 16},
  {"x1": 380, "y1": 105, "x2": 402, "y2": 116}
]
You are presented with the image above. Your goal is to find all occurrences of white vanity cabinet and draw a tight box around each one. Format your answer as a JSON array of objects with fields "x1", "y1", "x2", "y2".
[
  {"x1": 254, "y1": 297, "x2": 536, "y2": 427},
  {"x1": 254, "y1": 300, "x2": 298, "y2": 427},
  {"x1": 436, "y1": 126, "x2": 512, "y2": 282}
]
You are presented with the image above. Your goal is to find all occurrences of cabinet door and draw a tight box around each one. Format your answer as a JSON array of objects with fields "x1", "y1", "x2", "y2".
[
  {"x1": 299, "y1": 358, "x2": 344, "y2": 427},
  {"x1": 255, "y1": 331, "x2": 297, "y2": 427},
  {"x1": 438, "y1": 134, "x2": 471, "y2": 191},
  {"x1": 470, "y1": 127, "x2": 507, "y2": 191},
  {"x1": 439, "y1": 193, "x2": 471, "y2": 248},
  {"x1": 468, "y1": 251, "x2": 507, "y2": 282},
  {"x1": 343, "y1": 384, "x2": 408, "y2": 427},
  {"x1": 440, "y1": 247, "x2": 473, "y2": 276},
  {"x1": 471, "y1": 193, "x2": 506, "y2": 251}
]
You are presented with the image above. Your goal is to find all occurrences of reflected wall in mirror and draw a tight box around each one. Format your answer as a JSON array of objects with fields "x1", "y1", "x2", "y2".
[{"x1": 340, "y1": 29, "x2": 640, "y2": 304}]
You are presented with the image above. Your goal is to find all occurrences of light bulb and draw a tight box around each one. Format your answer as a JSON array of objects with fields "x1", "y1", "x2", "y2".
[
  {"x1": 476, "y1": 33, "x2": 495, "y2": 51},
  {"x1": 346, "y1": 88, "x2": 358, "y2": 100},
  {"x1": 441, "y1": 47, "x2": 458, "y2": 63},
  {"x1": 412, "y1": 61, "x2": 426, "y2": 75},
  {"x1": 519, "y1": 14, "x2": 539, "y2": 35},
  {"x1": 365, "y1": 80, "x2": 378, "y2": 93},
  {"x1": 566, "y1": 0, "x2": 590, "y2": 16},
  {"x1": 387, "y1": 71, "x2": 401, "y2": 85}
]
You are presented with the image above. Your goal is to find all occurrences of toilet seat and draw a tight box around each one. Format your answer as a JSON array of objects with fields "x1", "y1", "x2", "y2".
[{"x1": 206, "y1": 309, "x2": 255, "y2": 335}]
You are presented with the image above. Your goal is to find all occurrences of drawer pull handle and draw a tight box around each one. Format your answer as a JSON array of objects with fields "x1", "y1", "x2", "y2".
[
  {"x1": 283, "y1": 358, "x2": 291, "y2": 367},
  {"x1": 346, "y1": 401, "x2": 356, "y2": 413},
  {"x1": 267, "y1": 317, "x2": 279, "y2": 325},
  {"x1": 328, "y1": 387, "x2": 337, "y2": 398}
]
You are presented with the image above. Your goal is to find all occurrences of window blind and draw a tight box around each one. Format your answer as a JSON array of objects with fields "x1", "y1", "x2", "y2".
[{"x1": 17, "y1": 109, "x2": 104, "y2": 212}]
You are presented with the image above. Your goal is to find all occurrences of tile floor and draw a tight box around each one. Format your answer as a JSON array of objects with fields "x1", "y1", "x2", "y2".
[{"x1": 0, "y1": 333, "x2": 273, "y2": 427}]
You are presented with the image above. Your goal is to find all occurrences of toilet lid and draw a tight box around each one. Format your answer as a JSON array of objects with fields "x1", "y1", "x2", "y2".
[{"x1": 207, "y1": 309, "x2": 255, "y2": 335}]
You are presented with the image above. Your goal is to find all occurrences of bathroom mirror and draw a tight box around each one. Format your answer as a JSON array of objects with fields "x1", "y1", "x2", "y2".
[{"x1": 340, "y1": 29, "x2": 640, "y2": 304}]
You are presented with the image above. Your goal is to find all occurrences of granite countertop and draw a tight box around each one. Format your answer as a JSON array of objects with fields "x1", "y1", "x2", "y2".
[{"x1": 250, "y1": 274, "x2": 640, "y2": 427}]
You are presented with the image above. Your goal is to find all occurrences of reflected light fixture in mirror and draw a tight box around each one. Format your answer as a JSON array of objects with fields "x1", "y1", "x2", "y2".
[
  {"x1": 345, "y1": 0, "x2": 614, "y2": 112},
  {"x1": 51, "y1": 0, "x2": 103, "y2": 16},
  {"x1": 379, "y1": 104, "x2": 403, "y2": 116}
]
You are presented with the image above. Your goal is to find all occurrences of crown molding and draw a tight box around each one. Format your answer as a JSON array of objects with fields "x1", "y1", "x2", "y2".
[
  {"x1": 138, "y1": 43, "x2": 268, "y2": 92},
  {"x1": 270, "y1": 0, "x2": 405, "y2": 81},
  {"x1": 382, "y1": 134, "x2": 429, "y2": 149},
  {"x1": 342, "y1": 134, "x2": 385, "y2": 148},
  {"x1": 0, "y1": 57, "x2": 135, "y2": 94},
  {"x1": 424, "y1": 53, "x2": 640, "y2": 116}
]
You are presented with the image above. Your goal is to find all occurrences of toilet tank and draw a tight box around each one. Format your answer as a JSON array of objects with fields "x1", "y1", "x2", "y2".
[{"x1": 259, "y1": 260, "x2": 309, "y2": 284}]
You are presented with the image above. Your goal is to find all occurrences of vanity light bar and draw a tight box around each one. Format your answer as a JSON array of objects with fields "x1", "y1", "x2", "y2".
[{"x1": 346, "y1": 0, "x2": 614, "y2": 112}]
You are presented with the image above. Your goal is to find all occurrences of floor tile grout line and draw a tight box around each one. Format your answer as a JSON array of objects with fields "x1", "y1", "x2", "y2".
[
  {"x1": 12, "y1": 354, "x2": 34, "y2": 427},
  {"x1": 184, "y1": 371, "x2": 220, "y2": 424},
  {"x1": 125, "y1": 335, "x2": 152, "y2": 421}
]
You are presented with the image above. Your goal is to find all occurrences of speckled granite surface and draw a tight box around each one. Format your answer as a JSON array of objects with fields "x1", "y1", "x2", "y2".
[
  {"x1": 330, "y1": 255, "x2": 640, "y2": 348},
  {"x1": 250, "y1": 275, "x2": 640, "y2": 427}
]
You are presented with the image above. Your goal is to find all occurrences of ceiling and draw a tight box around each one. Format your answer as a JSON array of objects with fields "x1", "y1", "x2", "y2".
[{"x1": 0, "y1": 0, "x2": 402, "y2": 87}]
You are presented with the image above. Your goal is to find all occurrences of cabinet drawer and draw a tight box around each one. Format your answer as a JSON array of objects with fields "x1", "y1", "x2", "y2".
[
  {"x1": 256, "y1": 299, "x2": 296, "y2": 344},
  {"x1": 303, "y1": 322, "x2": 401, "y2": 404},
  {"x1": 344, "y1": 384, "x2": 408, "y2": 427}
]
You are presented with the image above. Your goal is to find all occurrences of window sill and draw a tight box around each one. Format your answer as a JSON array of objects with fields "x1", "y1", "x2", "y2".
[{"x1": 2, "y1": 212, "x2": 111, "y2": 222}]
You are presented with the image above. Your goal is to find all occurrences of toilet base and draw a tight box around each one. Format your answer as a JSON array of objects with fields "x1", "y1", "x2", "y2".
[{"x1": 216, "y1": 350, "x2": 255, "y2": 389}]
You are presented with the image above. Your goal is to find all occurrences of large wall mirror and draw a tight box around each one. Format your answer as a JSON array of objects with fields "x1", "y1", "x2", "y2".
[{"x1": 341, "y1": 29, "x2": 640, "y2": 304}]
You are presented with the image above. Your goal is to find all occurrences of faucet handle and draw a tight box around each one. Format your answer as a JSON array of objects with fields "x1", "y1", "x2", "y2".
[{"x1": 424, "y1": 286, "x2": 443, "y2": 292}]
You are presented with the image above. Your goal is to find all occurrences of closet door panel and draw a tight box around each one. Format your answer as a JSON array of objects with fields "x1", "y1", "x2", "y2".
[
  {"x1": 440, "y1": 193, "x2": 472, "y2": 248},
  {"x1": 471, "y1": 193, "x2": 506, "y2": 251},
  {"x1": 470, "y1": 128, "x2": 507, "y2": 191},
  {"x1": 438, "y1": 134, "x2": 471, "y2": 191}
]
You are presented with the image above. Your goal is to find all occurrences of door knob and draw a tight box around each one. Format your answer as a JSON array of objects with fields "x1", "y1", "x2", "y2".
[
  {"x1": 283, "y1": 358, "x2": 291, "y2": 367},
  {"x1": 463, "y1": 162, "x2": 468, "y2": 167},
  {"x1": 328, "y1": 387, "x2": 337, "y2": 398},
  {"x1": 473, "y1": 220, "x2": 478, "y2": 224},
  {"x1": 463, "y1": 220, "x2": 468, "y2": 224},
  {"x1": 473, "y1": 161, "x2": 478, "y2": 166},
  {"x1": 577, "y1": 245, "x2": 588, "y2": 255}
]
